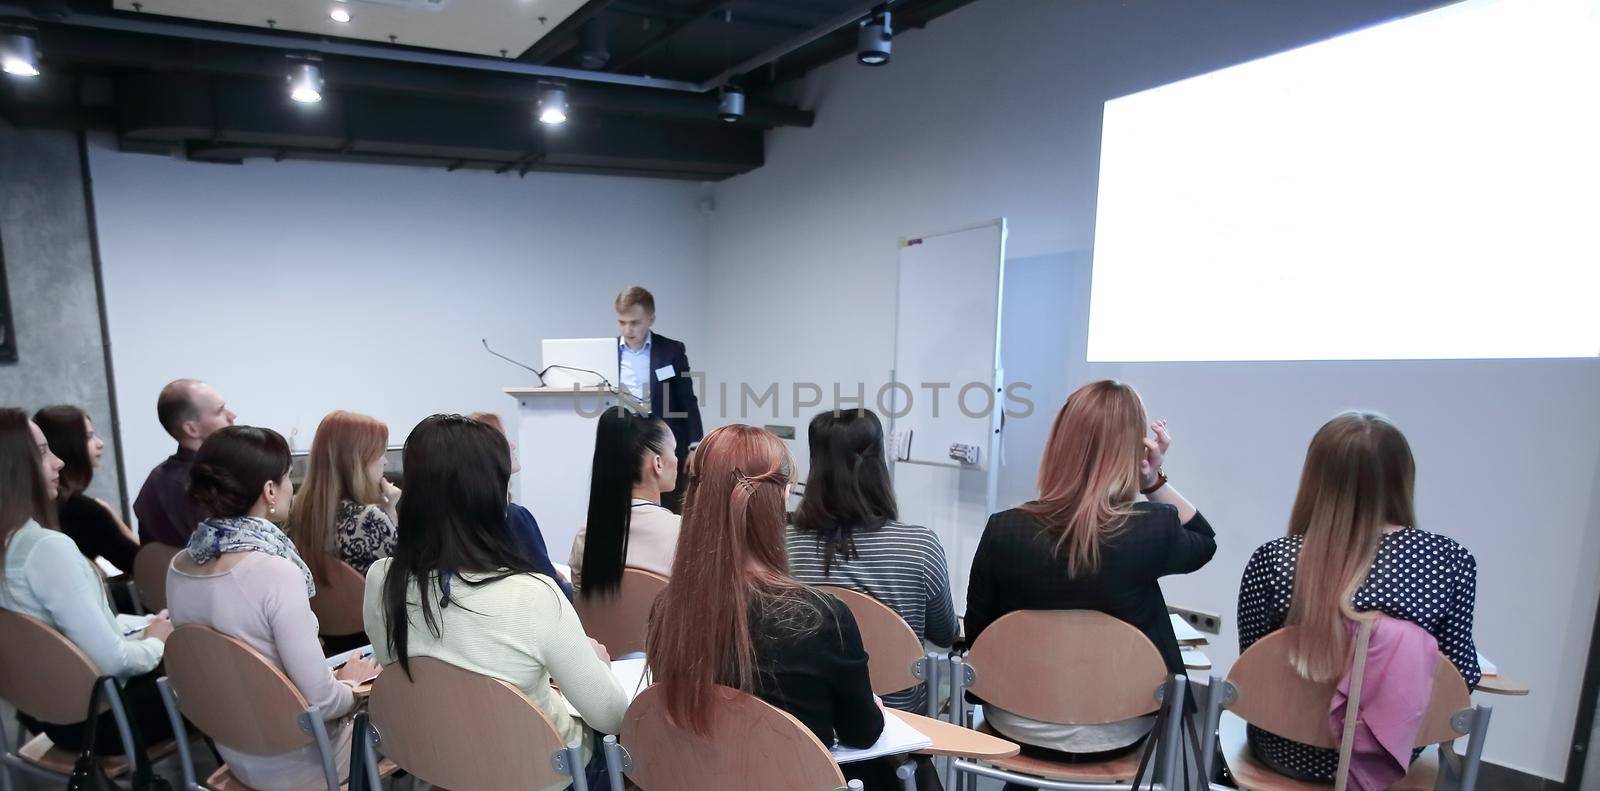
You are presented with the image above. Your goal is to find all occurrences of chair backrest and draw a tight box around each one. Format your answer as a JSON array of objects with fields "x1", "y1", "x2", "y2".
[
  {"x1": 308, "y1": 557, "x2": 367, "y2": 637},
  {"x1": 1225, "y1": 627, "x2": 1473, "y2": 749},
  {"x1": 573, "y1": 567, "x2": 669, "y2": 656},
  {"x1": 133, "y1": 543, "x2": 181, "y2": 612},
  {"x1": 367, "y1": 657, "x2": 569, "y2": 791},
  {"x1": 620, "y1": 684, "x2": 848, "y2": 791},
  {"x1": 0, "y1": 609, "x2": 104, "y2": 724},
  {"x1": 965, "y1": 610, "x2": 1167, "y2": 725},
  {"x1": 818, "y1": 585, "x2": 925, "y2": 696},
  {"x1": 163, "y1": 624, "x2": 316, "y2": 754}
]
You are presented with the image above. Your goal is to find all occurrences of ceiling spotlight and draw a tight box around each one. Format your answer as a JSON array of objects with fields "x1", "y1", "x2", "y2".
[
  {"x1": 857, "y1": 8, "x2": 891, "y2": 66},
  {"x1": 1, "y1": 32, "x2": 41, "y2": 78},
  {"x1": 287, "y1": 61, "x2": 324, "y2": 103},
  {"x1": 329, "y1": 6, "x2": 352, "y2": 23},
  {"x1": 718, "y1": 87, "x2": 745, "y2": 123},
  {"x1": 538, "y1": 84, "x2": 568, "y2": 125}
]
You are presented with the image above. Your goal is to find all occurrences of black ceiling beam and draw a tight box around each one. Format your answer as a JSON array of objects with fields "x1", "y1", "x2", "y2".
[
  {"x1": 107, "y1": 72, "x2": 762, "y2": 180},
  {"x1": 606, "y1": 0, "x2": 738, "y2": 74},
  {"x1": 27, "y1": 24, "x2": 813, "y2": 127},
  {"x1": 517, "y1": 0, "x2": 618, "y2": 65}
]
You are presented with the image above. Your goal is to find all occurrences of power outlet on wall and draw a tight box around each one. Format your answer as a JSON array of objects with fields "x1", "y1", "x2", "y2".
[{"x1": 1169, "y1": 606, "x2": 1223, "y2": 635}]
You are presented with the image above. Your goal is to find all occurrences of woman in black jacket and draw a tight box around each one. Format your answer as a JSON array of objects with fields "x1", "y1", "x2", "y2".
[{"x1": 966, "y1": 380, "x2": 1216, "y2": 781}]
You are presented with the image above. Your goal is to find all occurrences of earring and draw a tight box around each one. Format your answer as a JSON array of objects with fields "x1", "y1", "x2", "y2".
[{"x1": 268, "y1": 503, "x2": 276, "y2": 516}]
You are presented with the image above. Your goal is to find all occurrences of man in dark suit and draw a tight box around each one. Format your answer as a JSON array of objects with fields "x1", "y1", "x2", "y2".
[{"x1": 615, "y1": 286, "x2": 703, "y2": 513}]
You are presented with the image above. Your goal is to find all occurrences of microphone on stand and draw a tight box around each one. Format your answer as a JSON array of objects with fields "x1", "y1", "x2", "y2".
[
  {"x1": 482, "y1": 339, "x2": 546, "y2": 386},
  {"x1": 481, "y1": 339, "x2": 617, "y2": 390}
]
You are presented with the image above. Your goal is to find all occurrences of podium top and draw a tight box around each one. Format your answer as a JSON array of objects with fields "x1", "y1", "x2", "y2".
[{"x1": 503, "y1": 386, "x2": 644, "y2": 410}]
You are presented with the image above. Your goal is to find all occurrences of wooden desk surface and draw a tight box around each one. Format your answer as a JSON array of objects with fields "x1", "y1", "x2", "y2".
[
  {"x1": 1476, "y1": 674, "x2": 1529, "y2": 696},
  {"x1": 1182, "y1": 647, "x2": 1213, "y2": 671},
  {"x1": 888, "y1": 710, "x2": 1019, "y2": 760}
]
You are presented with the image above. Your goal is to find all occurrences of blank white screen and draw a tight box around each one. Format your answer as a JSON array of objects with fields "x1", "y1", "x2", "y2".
[{"x1": 1087, "y1": 0, "x2": 1600, "y2": 362}]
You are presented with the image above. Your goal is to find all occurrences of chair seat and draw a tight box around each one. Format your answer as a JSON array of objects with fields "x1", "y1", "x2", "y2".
[
  {"x1": 973, "y1": 721, "x2": 1145, "y2": 783},
  {"x1": 1218, "y1": 712, "x2": 1440, "y2": 791},
  {"x1": 16, "y1": 733, "x2": 180, "y2": 778},
  {"x1": 205, "y1": 758, "x2": 400, "y2": 790}
]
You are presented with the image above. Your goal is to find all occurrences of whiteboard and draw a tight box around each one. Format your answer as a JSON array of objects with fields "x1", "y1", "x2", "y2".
[
  {"x1": 890, "y1": 220, "x2": 1006, "y2": 470},
  {"x1": 889, "y1": 219, "x2": 1006, "y2": 613}
]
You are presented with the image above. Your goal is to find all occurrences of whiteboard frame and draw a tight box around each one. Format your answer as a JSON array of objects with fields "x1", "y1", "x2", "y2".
[{"x1": 888, "y1": 217, "x2": 1008, "y2": 472}]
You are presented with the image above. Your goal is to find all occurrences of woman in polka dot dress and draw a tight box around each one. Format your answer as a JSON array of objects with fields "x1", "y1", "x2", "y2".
[{"x1": 1236, "y1": 411, "x2": 1479, "y2": 782}]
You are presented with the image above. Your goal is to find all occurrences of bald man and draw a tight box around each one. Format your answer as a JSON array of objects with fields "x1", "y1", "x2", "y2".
[{"x1": 133, "y1": 379, "x2": 236, "y2": 546}]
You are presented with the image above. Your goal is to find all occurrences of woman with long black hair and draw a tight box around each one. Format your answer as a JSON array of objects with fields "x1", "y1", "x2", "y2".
[
  {"x1": 569, "y1": 406, "x2": 680, "y2": 596},
  {"x1": 364, "y1": 415, "x2": 626, "y2": 791}
]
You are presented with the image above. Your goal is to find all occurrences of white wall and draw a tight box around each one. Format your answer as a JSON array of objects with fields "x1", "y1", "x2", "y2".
[
  {"x1": 88, "y1": 145, "x2": 709, "y2": 509},
  {"x1": 703, "y1": 0, "x2": 1600, "y2": 779}
]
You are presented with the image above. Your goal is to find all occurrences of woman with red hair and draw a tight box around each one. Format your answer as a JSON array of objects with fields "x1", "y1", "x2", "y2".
[
  {"x1": 289, "y1": 410, "x2": 401, "y2": 578},
  {"x1": 646, "y1": 424, "x2": 893, "y2": 788}
]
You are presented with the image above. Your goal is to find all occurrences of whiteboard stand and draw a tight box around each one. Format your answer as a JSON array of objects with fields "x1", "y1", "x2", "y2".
[{"x1": 888, "y1": 219, "x2": 1007, "y2": 612}]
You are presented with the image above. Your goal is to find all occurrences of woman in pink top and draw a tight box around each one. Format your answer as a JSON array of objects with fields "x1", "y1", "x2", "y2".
[{"x1": 167, "y1": 426, "x2": 380, "y2": 791}]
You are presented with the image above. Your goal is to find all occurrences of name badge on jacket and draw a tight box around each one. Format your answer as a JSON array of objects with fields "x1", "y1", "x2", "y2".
[{"x1": 655, "y1": 364, "x2": 676, "y2": 381}]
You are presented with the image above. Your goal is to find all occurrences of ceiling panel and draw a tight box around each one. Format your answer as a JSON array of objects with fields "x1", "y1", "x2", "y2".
[{"x1": 110, "y1": 0, "x2": 588, "y2": 57}]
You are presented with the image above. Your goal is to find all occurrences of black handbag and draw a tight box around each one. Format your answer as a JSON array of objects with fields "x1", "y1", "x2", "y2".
[{"x1": 66, "y1": 677, "x2": 173, "y2": 791}]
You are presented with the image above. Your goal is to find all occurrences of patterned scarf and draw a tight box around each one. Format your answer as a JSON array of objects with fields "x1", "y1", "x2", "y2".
[{"x1": 186, "y1": 516, "x2": 316, "y2": 597}]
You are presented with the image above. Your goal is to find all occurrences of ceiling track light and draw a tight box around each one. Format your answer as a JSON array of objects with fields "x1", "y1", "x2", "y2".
[
  {"x1": 286, "y1": 58, "x2": 324, "y2": 103},
  {"x1": 1, "y1": 31, "x2": 42, "y2": 78},
  {"x1": 857, "y1": 7, "x2": 892, "y2": 67},
  {"x1": 538, "y1": 83, "x2": 568, "y2": 125},
  {"x1": 718, "y1": 86, "x2": 745, "y2": 123},
  {"x1": 330, "y1": 5, "x2": 352, "y2": 24}
]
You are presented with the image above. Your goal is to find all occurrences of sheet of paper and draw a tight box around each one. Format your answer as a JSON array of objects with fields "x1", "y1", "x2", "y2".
[
  {"x1": 116, "y1": 613, "x2": 154, "y2": 636},
  {"x1": 564, "y1": 657, "x2": 652, "y2": 718},
  {"x1": 96, "y1": 557, "x2": 124, "y2": 577},
  {"x1": 832, "y1": 707, "x2": 933, "y2": 763}
]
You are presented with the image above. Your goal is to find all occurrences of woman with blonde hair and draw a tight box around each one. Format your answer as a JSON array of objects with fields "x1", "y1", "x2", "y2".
[
  {"x1": 290, "y1": 410, "x2": 401, "y2": 578},
  {"x1": 964, "y1": 380, "x2": 1215, "y2": 775},
  {"x1": 1237, "y1": 411, "x2": 1478, "y2": 781},
  {"x1": 646, "y1": 424, "x2": 891, "y2": 788}
]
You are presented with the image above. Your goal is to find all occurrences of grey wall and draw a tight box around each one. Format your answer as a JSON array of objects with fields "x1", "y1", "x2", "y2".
[{"x1": 0, "y1": 121, "x2": 124, "y2": 511}]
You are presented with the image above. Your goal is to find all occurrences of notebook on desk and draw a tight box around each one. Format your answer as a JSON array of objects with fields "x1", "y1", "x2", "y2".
[{"x1": 832, "y1": 707, "x2": 933, "y2": 763}]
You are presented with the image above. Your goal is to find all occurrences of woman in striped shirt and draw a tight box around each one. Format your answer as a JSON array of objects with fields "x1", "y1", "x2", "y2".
[{"x1": 785, "y1": 408, "x2": 958, "y2": 714}]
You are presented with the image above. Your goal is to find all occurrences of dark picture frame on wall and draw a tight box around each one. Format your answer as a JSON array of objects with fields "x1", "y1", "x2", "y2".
[{"x1": 0, "y1": 228, "x2": 16, "y2": 363}]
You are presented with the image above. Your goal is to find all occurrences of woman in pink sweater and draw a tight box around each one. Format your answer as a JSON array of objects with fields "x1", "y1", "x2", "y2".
[{"x1": 167, "y1": 426, "x2": 380, "y2": 791}]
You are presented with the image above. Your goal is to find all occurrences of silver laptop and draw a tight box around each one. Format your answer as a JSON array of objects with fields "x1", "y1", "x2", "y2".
[{"x1": 540, "y1": 337, "x2": 617, "y2": 389}]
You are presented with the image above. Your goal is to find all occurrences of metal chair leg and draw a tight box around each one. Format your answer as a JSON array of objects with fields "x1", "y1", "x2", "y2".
[{"x1": 1458, "y1": 705, "x2": 1492, "y2": 791}]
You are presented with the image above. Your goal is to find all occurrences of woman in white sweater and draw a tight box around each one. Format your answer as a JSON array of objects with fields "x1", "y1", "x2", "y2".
[
  {"x1": 0, "y1": 408, "x2": 174, "y2": 752},
  {"x1": 167, "y1": 426, "x2": 379, "y2": 791},
  {"x1": 365, "y1": 414, "x2": 628, "y2": 791}
]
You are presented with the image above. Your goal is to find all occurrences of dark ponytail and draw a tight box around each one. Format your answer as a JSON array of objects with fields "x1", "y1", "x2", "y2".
[
  {"x1": 580, "y1": 406, "x2": 672, "y2": 598},
  {"x1": 189, "y1": 426, "x2": 291, "y2": 519},
  {"x1": 791, "y1": 408, "x2": 897, "y2": 572}
]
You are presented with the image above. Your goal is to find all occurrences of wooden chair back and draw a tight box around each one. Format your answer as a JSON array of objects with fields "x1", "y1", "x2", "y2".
[
  {"x1": 308, "y1": 557, "x2": 367, "y2": 637},
  {"x1": 573, "y1": 567, "x2": 669, "y2": 656},
  {"x1": 162, "y1": 624, "x2": 316, "y2": 754},
  {"x1": 133, "y1": 543, "x2": 181, "y2": 612},
  {"x1": 818, "y1": 585, "x2": 925, "y2": 696},
  {"x1": 0, "y1": 609, "x2": 103, "y2": 724},
  {"x1": 1225, "y1": 627, "x2": 1474, "y2": 748},
  {"x1": 620, "y1": 684, "x2": 849, "y2": 791},
  {"x1": 965, "y1": 610, "x2": 1167, "y2": 724},
  {"x1": 367, "y1": 657, "x2": 570, "y2": 791}
]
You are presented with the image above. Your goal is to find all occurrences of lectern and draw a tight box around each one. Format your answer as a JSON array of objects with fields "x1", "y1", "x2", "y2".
[{"x1": 503, "y1": 386, "x2": 643, "y2": 564}]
